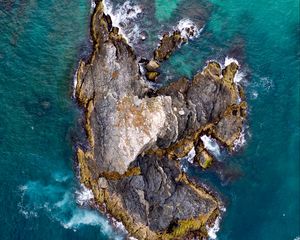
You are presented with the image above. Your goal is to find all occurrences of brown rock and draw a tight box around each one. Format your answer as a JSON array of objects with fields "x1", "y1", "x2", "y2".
[
  {"x1": 146, "y1": 71, "x2": 160, "y2": 81},
  {"x1": 145, "y1": 60, "x2": 160, "y2": 71},
  {"x1": 154, "y1": 31, "x2": 182, "y2": 61}
]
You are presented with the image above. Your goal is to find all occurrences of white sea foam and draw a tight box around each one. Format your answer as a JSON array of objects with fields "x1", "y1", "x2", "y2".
[
  {"x1": 103, "y1": 0, "x2": 142, "y2": 44},
  {"x1": 178, "y1": 147, "x2": 196, "y2": 169},
  {"x1": 224, "y1": 56, "x2": 239, "y2": 67},
  {"x1": 75, "y1": 184, "x2": 94, "y2": 206},
  {"x1": 234, "y1": 69, "x2": 246, "y2": 84},
  {"x1": 91, "y1": 0, "x2": 96, "y2": 9},
  {"x1": 18, "y1": 177, "x2": 122, "y2": 238},
  {"x1": 223, "y1": 56, "x2": 247, "y2": 104},
  {"x1": 129, "y1": 237, "x2": 138, "y2": 240},
  {"x1": 180, "y1": 163, "x2": 189, "y2": 172},
  {"x1": 72, "y1": 68, "x2": 78, "y2": 98},
  {"x1": 18, "y1": 185, "x2": 38, "y2": 219},
  {"x1": 200, "y1": 135, "x2": 221, "y2": 158},
  {"x1": 294, "y1": 237, "x2": 300, "y2": 240},
  {"x1": 206, "y1": 206, "x2": 226, "y2": 240},
  {"x1": 179, "y1": 147, "x2": 199, "y2": 172},
  {"x1": 233, "y1": 128, "x2": 247, "y2": 151},
  {"x1": 175, "y1": 18, "x2": 203, "y2": 40},
  {"x1": 113, "y1": 219, "x2": 128, "y2": 233},
  {"x1": 186, "y1": 147, "x2": 196, "y2": 163},
  {"x1": 224, "y1": 56, "x2": 246, "y2": 84},
  {"x1": 207, "y1": 216, "x2": 221, "y2": 239}
]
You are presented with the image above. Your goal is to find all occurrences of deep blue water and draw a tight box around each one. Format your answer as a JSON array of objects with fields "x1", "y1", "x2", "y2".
[{"x1": 0, "y1": 0, "x2": 299, "y2": 240}]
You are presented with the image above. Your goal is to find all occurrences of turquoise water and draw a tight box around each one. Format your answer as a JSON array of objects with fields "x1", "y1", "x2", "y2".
[
  {"x1": 0, "y1": 1, "x2": 116, "y2": 239},
  {"x1": 0, "y1": 0, "x2": 299, "y2": 239}
]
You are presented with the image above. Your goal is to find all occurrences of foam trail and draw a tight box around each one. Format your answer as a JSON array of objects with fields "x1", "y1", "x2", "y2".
[
  {"x1": 201, "y1": 135, "x2": 221, "y2": 158},
  {"x1": 63, "y1": 210, "x2": 108, "y2": 229}
]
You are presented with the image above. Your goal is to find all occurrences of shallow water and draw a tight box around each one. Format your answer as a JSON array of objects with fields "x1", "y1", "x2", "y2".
[{"x1": 0, "y1": 0, "x2": 299, "y2": 239}]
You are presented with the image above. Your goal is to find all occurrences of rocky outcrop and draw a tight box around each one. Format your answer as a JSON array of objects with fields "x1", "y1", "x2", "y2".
[{"x1": 75, "y1": 1, "x2": 247, "y2": 239}]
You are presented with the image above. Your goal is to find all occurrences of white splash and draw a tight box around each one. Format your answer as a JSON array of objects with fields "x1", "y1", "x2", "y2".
[
  {"x1": 75, "y1": 184, "x2": 94, "y2": 206},
  {"x1": 175, "y1": 18, "x2": 203, "y2": 40},
  {"x1": 233, "y1": 128, "x2": 247, "y2": 151},
  {"x1": 90, "y1": 0, "x2": 96, "y2": 9},
  {"x1": 207, "y1": 216, "x2": 221, "y2": 239},
  {"x1": 129, "y1": 237, "x2": 138, "y2": 240},
  {"x1": 294, "y1": 237, "x2": 300, "y2": 240},
  {"x1": 223, "y1": 56, "x2": 247, "y2": 104},
  {"x1": 72, "y1": 68, "x2": 78, "y2": 98},
  {"x1": 103, "y1": 0, "x2": 142, "y2": 44},
  {"x1": 224, "y1": 57, "x2": 246, "y2": 85},
  {"x1": 179, "y1": 147, "x2": 196, "y2": 172},
  {"x1": 179, "y1": 147, "x2": 196, "y2": 164},
  {"x1": 186, "y1": 147, "x2": 196, "y2": 163},
  {"x1": 224, "y1": 56, "x2": 239, "y2": 67},
  {"x1": 200, "y1": 135, "x2": 221, "y2": 158},
  {"x1": 17, "y1": 178, "x2": 122, "y2": 238},
  {"x1": 234, "y1": 69, "x2": 246, "y2": 84},
  {"x1": 207, "y1": 206, "x2": 226, "y2": 240}
]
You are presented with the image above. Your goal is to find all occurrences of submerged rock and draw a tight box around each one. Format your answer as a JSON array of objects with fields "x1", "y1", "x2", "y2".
[{"x1": 74, "y1": 1, "x2": 247, "y2": 239}]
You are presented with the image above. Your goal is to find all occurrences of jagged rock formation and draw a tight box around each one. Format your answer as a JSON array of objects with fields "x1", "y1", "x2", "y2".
[{"x1": 75, "y1": 1, "x2": 247, "y2": 239}]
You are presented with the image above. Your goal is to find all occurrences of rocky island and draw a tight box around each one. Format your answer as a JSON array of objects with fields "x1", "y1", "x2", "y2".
[{"x1": 74, "y1": 1, "x2": 247, "y2": 239}]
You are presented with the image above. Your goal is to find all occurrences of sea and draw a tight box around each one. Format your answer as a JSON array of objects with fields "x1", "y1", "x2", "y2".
[{"x1": 0, "y1": 0, "x2": 299, "y2": 239}]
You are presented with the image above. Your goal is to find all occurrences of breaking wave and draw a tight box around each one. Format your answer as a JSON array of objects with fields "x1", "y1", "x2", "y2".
[
  {"x1": 207, "y1": 216, "x2": 221, "y2": 239},
  {"x1": 233, "y1": 126, "x2": 249, "y2": 151},
  {"x1": 179, "y1": 147, "x2": 196, "y2": 172},
  {"x1": 103, "y1": 0, "x2": 142, "y2": 44},
  {"x1": 75, "y1": 184, "x2": 94, "y2": 206},
  {"x1": 224, "y1": 56, "x2": 246, "y2": 84},
  {"x1": 175, "y1": 18, "x2": 203, "y2": 40},
  {"x1": 200, "y1": 135, "x2": 221, "y2": 158},
  {"x1": 17, "y1": 172, "x2": 122, "y2": 238},
  {"x1": 207, "y1": 206, "x2": 226, "y2": 240}
]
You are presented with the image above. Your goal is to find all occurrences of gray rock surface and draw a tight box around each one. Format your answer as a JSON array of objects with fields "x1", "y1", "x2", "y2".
[
  {"x1": 75, "y1": 1, "x2": 247, "y2": 239},
  {"x1": 107, "y1": 155, "x2": 217, "y2": 232}
]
